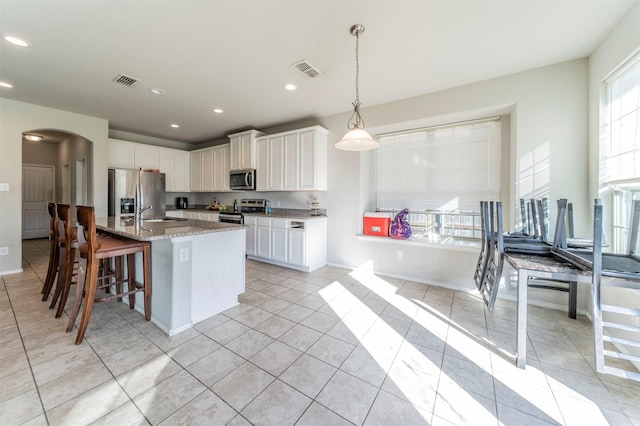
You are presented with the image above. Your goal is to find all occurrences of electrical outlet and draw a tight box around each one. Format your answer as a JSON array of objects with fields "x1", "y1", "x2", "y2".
[
  {"x1": 0, "y1": 183, "x2": 9, "y2": 192},
  {"x1": 179, "y1": 247, "x2": 189, "y2": 262},
  {"x1": 0, "y1": 247, "x2": 8, "y2": 256},
  {"x1": 397, "y1": 250, "x2": 403, "y2": 260}
]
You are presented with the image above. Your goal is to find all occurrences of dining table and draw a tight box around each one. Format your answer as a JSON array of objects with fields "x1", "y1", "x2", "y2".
[{"x1": 504, "y1": 252, "x2": 592, "y2": 368}]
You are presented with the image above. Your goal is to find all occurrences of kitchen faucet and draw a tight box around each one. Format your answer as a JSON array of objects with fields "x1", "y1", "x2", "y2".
[{"x1": 136, "y1": 205, "x2": 152, "y2": 222}]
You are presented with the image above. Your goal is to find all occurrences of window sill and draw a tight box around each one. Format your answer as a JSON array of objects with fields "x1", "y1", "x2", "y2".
[{"x1": 356, "y1": 234, "x2": 481, "y2": 253}]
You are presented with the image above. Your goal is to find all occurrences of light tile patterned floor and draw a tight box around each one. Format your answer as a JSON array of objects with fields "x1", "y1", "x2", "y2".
[{"x1": 1, "y1": 239, "x2": 639, "y2": 425}]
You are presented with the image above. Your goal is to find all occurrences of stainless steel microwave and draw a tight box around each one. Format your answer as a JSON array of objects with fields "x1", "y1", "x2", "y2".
[{"x1": 229, "y1": 169, "x2": 256, "y2": 191}]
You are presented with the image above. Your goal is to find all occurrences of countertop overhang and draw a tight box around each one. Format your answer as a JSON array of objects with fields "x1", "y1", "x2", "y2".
[{"x1": 96, "y1": 217, "x2": 245, "y2": 241}]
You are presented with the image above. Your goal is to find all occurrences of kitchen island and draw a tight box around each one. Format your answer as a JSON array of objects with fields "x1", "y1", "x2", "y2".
[{"x1": 96, "y1": 217, "x2": 246, "y2": 335}]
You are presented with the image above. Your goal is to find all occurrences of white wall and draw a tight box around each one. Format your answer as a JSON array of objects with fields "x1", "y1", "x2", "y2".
[
  {"x1": 0, "y1": 98, "x2": 109, "y2": 275},
  {"x1": 319, "y1": 59, "x2": 589, "y2": 295}
]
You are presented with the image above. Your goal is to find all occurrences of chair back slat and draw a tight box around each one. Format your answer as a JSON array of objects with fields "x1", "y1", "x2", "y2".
[
  {"x1": 76, "y1": 206, "x2": 99, "y2": 255},
  {"x1": 56, "y1": 204, "x2": 73, "y2": 245}
]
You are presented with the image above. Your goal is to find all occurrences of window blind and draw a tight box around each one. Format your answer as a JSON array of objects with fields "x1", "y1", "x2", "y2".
[{"x1": 376, "y1": 118, "x2": 501, "y2": 212}]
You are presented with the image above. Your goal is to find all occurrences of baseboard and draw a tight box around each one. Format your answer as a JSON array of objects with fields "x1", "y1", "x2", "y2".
[{"x1": 0, "y1": 268, "x2": 24, "y2": 276}]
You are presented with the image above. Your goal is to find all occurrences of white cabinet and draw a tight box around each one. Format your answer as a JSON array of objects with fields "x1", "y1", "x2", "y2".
[
  {"x1": 283, "y1": 133, "x2": 300, "y2": 190},
  {"x1": 244, "y1": 216, "x2": 257, "y2": 255},
  {"x1": 256, "y1": 138, "x2": 269, "y2": 191},
  {"x1": 160, "y1": 149, "x2": 190, "y2": 192},
  {"x1": 167, "y1": 210, "x2": 219, "y2": 222},
  {"x1": 109, "y1": 139, "x2": 191, "y2": 193},
  {"x1": 288, "y1": 228, "x2": 306, "y2": 266},
  {"x1": 228, "y1": 130, "x2": 265, "y2": 171},
  {"x1": 269, "y1": 136, "x2": 284, "y2": 190},
  {"x1": 299, "y1": 127, "x2": 328, "y2": 190},
  {"x1": 108, "y1": 140, "x2": 134, "y2": 169},
  {"x1": 165, "y1": 210, "x2": 185, "y2": 219},
  {"x1": 133, "y1": 145, "x2": 159, "y2": 170},
  {"x1": 173, "y1": 151, "x2": 190, "y2": 192},
  {"x1": 201, "y1": 148, "x2": 214, "y2": 192},
  {"x1": 256, "y1": 217, "x2": 271, "y2": 258},
  {"x1": 190, "y1": 151, "x2": 203, "y2": 191},
  {"x1": 212, "y1": 144, "x2": 230, "y2": 192},
  {"x1": 245, "y1": 216, "x2": 327, "y2": 272},
  {"x1": 190, "y1": 145, "x2": 230, "y2": 192},
  {"x1": 270, "y1": 218, "x2": 288, "y2": 262},
  {"x1": 255, "y1": 126, "x2": 328, "y2": 191}
]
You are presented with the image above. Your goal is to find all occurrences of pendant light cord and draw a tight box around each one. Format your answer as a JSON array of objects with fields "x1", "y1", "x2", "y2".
[{"x1": 349, "y1": 27, "x2": 364, "y2": 130}]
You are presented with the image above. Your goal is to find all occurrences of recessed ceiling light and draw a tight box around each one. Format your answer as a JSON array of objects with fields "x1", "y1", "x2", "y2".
[
  {"x1": 170, "y1": 124, "x2": 180, "y2": 128},
  {"x1": 285, "y1": 84, "x2": 297, "y2": 91},
  {"x1": 212, "y1": 108, "x2": 223, "y2": 114},
  {"x1": 150, "y1": 88, "x2": 164, "y2": 95},
  {"x1": 0, "y1": 81, "x2": 13, "y2": 88},
  {"x1": 3, "y1": 35, "x2": 30, "y2": 47},
  {"x1": 24, "y1": 134, "x2": 43, "y2": 142}
]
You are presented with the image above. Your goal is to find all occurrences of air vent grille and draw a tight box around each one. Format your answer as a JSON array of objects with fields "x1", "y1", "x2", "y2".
[
  {"x1": 292, "y1": 60, "x2": 321, "y2": 79},
  {"x1": 112, "y1": 73, "x2": 139, "y2": 86}
]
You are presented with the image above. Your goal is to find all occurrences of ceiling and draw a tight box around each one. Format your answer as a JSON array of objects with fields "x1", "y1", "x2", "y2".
[{"x1": 1, "y1": 0, "x2": 636, "y2": 144}]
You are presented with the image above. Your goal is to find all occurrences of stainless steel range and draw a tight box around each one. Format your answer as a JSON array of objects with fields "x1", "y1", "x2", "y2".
[{"x1": 219, "y1": 199, "x2": 266, "y2": 224}]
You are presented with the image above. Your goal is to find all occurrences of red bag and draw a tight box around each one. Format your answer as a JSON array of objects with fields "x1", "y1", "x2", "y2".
[{"x1": 390, "y1": 209, "x2": 412, "y2": 239}]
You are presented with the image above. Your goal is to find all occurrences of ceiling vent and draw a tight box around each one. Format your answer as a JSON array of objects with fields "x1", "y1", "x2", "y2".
[
  {"x1": 112, "y1": 73, "x2": 139, "y2": 87},
  {"x1": 292, "y1": 60, "x2": 321, "y2": 79}
]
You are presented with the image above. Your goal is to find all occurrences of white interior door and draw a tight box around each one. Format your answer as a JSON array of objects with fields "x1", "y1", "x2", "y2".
[{"x1": 22, "y1": 164, "x2": 55, "y2": 239}]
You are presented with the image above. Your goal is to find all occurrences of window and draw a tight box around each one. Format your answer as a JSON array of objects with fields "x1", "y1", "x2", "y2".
[
  {"x1": 375, "y1": 117, "x2": 501, "y2": 238},
  {"x1": 600, "y1": 53, "x2": 640, "y2": 252}
]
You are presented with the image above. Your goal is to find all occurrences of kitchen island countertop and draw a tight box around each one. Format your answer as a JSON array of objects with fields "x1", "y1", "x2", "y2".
[{"x1": 96, "y1": 217, "x2": 244, "y2": 241}]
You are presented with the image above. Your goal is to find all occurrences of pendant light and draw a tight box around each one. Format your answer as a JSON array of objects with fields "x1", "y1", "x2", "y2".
[{"x1": 335, "y1": 24, "x2": 379, "y2": 151}]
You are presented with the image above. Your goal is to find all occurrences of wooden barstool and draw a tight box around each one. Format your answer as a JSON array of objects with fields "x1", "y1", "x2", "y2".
[
  {"x1": 68, "y1": 206, "x2": 152, "y2": 344},
  {"x1": 40, "y1": 202, "x2": 59, "y2": 301},
  {"x1": 49, "y1": 204, "x2": 79, "y2": 317}
]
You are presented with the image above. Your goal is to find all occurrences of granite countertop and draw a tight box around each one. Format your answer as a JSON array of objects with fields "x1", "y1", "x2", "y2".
[{"x1": 96, "y1": 217, "x2": 245, "y2": 241}]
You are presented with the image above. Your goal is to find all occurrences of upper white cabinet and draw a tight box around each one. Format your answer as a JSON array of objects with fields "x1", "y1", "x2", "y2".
[
  {"x1": 190, "y1": 150, "x2": 203, "y2": 191},
  {"x1": 173, "y1": 151, "x2": 190, "y2": 192},
  {"x1": 255, "y1": 126, "x2": 328, "y2": 192},
  {"x1": 133, "y1": 145, "x2": 159, "y2": 170},
  {"x1": 108, "y1": 139, "x2": 190, "y2": 192},
  {"x1": 189, "y1": 144, "x2": 231, "y2": 192},
  {"x1": 256, "y1": 138, "x2": 269, "y2": 191},
  {"x1": 159, "y1": 149, "x2": 190, "y2": 192},
  {"x1": 299, "y1": 127, "x2": 328, "y2": 191},
  {"x1": 201, "y1": 148, "x2": 214, "y2": 192},
  {"x1": 228, "y1": 130, "x2": 265, "y2": 171},
  {"x1": 212, "y1": 144, "x2": 230, "y2": 192},
  {"x1": 108, "y1": 140, "x2": 134, "y2": 169}
]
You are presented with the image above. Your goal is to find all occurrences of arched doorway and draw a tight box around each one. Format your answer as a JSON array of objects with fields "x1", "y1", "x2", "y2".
[{"x1": 21, "y1": 129, "x2": 93, "y2": 239}]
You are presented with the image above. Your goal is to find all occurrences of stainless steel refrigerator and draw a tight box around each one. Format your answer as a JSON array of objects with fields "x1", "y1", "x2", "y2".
[{"x1": 108, "y1": 168, "x2": 166, "y2": 219}]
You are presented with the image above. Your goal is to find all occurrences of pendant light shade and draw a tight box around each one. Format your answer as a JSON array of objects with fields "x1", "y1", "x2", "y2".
[
  {"x1": 336, "y1": 24, "x2": 379, "y2": 151},
  {"x1": 335, "y1": 126, "x2": 379, "y2": 151}
]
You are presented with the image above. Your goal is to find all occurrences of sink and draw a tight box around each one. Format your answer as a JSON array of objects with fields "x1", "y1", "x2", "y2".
[{"x1": 142, "y1": 217, "x2": 188, "y2": 223}]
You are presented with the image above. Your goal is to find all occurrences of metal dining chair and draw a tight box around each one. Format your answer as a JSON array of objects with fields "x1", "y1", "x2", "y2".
[{"x1": 591, "y1": 200, "x2": 640, "y2": 381}]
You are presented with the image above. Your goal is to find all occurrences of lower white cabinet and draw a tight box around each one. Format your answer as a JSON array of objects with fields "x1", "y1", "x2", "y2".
[
  {"x1": 244, "y1": 216, "x2": 327, "y2": 272},
  {"x1": 166, "y1": 210, "x2": 219, "y2": 222}
]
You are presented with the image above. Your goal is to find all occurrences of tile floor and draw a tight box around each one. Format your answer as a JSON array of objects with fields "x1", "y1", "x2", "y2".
[{"x1": 1, "y1": 239, "x2": 639, "y2": 426}]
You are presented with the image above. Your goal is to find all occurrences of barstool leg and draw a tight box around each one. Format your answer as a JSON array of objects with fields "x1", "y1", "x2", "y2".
[
  {"x1": 75, "y1": 258, "x2": 99, "y2": 344},
  {"x1": 66, "y1": 257, "x2": 87, "y2": 332},
  {"x1": 41, "y1": 239, "x2": 59, "y2": 299},
  {"x1": 127, "y1": 253, "x2": 136, "y2": 309},
  {"x1": 143, "y1": 246, "x2": 151, "y2": 320},
  {"x1": 115, "y1": 256, "x2": 124, "y2": 302},
  {"x1": 55, "y1": 246, "x2": 76, "y2": 318},
  {"x1": 49, "y1": 244, "x2": 68, "y2": 310}
]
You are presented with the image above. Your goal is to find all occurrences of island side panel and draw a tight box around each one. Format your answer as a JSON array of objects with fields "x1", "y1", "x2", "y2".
[
  {"x1": 135, "y1": 238, "x2": 194, "y2": 335},
  {"x1": 190, "y1": 228, "x2": 246, "y2": 324}
]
